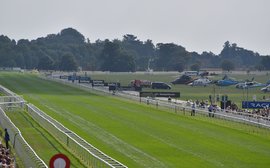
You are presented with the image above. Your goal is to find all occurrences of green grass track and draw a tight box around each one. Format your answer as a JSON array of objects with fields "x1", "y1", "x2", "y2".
[
  {"x1": 0, "y1": 72, "x2": 270, "y2": 168},
  {"x1": 6, "y1": 110, "x2": 85, "y2": 168}
]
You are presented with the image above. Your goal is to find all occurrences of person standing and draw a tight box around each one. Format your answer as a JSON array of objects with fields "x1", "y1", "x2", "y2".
[
  {"x1": 191, "y1": 103, "x2": 196, "y2": 116},
  {"x1": 208, "y1": 104, "x2": 213, "y2": 117},
  {"x1": 4, "y1": 128, "x2": 10, "y2": 149}
]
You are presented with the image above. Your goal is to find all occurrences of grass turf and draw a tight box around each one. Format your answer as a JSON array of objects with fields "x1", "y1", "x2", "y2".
[
  {"x1": 0, "y1": 72, "x2": 270, "y2": 168},
  {"x1": 5, "y1": 110, "x2": 85, "y2": 168}
]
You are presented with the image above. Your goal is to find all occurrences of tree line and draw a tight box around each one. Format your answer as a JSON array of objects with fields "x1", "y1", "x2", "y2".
[{"x1": 0, "y1": 28, "x2": 269, "y2": 72}]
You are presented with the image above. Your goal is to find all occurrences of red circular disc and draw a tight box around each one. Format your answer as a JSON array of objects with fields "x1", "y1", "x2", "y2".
[{"x1": 49, "y1": 153, "x2": 70, "y2": 168}]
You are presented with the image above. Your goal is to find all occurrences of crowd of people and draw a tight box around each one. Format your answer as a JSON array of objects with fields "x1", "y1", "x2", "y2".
[
  {"x1": 186, "y1": 99, "x2": 270, "y2": 120},
  {"x1": 235, "y1": 108, "x2": 270, "y2": 118},
  {"x1": 0, "y1": 129, "x2": 14, "y2": 168},
  {"x1": 250, "y1": 108, "x2": 270, "y2": 117},
  {"x1": 0, "y1": 144, "x2": 14, "y2": 168}
]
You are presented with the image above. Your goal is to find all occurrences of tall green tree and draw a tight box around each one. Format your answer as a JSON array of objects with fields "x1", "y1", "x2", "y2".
[
  {"x1": 100, "y1": 40, "x2": 135, "y2": 72},
  {"x1": 100, "y1": 40, "x2": 120, "y2": 71},
  {"x1": 190, "y1": 63, "x2": 201, "y2": 71},
  {"x1": 38, "y1": 55, "x2": 55, "y2": 70},
  {"x1": 59, "y1": 53, "x2": 78, "y2": 71},
  {"x1": 260, "y1": 56, "x2": 270, "y2": 70},
  {"x1": 58, "y1": 28, "x2": 85, "y2": 44},
  {"x1": 154, "y1": 43, "x2": 190, "y2": 71},
  {"x1": 221, "y1": 60, "x2": 235, "y2": 71},
  {"x1": 121, "y1": 34, "x2": 155, "y2": 71},
  {"x1": 219, "y1": 41, "x2": 259, "y2": 68}
]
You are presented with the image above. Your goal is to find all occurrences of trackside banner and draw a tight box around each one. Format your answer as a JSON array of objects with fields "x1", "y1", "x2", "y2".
[
  {"x1": 242, "y1": 101, "x2": 270, "y2": 109},
  {"x1": 140, "y1": 92, "x2": 180, "y2": 98}
]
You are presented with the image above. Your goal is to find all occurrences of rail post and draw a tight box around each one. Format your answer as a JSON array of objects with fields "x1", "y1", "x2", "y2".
[{"x1": 13, "y1": 132, "x2": 20, "y2": 148}]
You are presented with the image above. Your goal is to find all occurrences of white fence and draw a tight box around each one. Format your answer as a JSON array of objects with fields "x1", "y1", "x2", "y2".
[
  {"x1": 0, "y1": 85, "x2": 47, "y2": 168},
  {"x1": 118, "y1": 92, "x2": 270, "y2": 129},
  {"x1": 0, "y1": 107, "x2": 47, "y2": 168}
]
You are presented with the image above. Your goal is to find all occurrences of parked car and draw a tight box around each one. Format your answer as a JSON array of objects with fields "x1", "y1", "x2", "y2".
[{"x1": 152, "y1": 82, "x2": 171, "y2": 89}]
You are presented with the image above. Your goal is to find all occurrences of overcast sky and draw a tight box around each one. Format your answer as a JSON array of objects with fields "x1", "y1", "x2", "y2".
[{"x1": 1, "y1": 0, "x2": 270, "y2": 55}]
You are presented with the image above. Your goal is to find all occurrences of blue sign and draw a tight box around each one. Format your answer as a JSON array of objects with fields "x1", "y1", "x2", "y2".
[{"x1": 242, "y1": 101, "x2": 270, "y2": 109}]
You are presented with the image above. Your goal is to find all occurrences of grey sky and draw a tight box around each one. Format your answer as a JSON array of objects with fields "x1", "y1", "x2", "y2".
[{"x1": 1, "y1": 0, "x2": 270, "y2": 55}]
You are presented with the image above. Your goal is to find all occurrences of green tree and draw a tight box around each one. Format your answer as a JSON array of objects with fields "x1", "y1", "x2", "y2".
[
  {"x1": 112, "y1": 52, "x2": 135, "y2": 72},
  {"x1": 190, "y1": 63, "x2": 200, "y2": 71},
  {"x1": 175, "y1": 61, "x2": 185, "y2": 72},
  {"x1": 219, "y1": 41, "x2": 260, "y2": 68},
  {"x1": 121, "y1": 34, "x2": 155, "y2": 71},
  {"x1": 38, "y1": 55, "x2": 55, "y2": 70},
  {"x1": 100, "y1": 40, "x2": 120, "y2": 71},
  {"x1": 154, "y1": 43, "x2": 190, "y2": 71},
  {"x1": 221, "y1": 60, "x2": 235, "y2": 71},
  {"x1": 59, "y1": 53, "x2": 78, "y2": 71},
  {"x1": 255, "y1": 64, "x2": 264, "y2": 71},
  {"x1": 260, "y1": 56, "x2": 270, "y2": 70},
  {"x1": 59, "y1": 28, "x2": 85, "y2": 44},
  {"x1": 100, "y1": 40, "x2": 135, "y2": 72}
]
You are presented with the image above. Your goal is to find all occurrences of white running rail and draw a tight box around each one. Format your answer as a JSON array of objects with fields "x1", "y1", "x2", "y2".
[
  {"x1": 0, "y1": 107, "x2": 47, "y2": 168},
  {"x1": 0, "y1": 85, "x2": 47, "y2": 168}
]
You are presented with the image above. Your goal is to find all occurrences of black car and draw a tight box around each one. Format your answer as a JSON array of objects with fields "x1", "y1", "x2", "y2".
[{"x1": 152, "y1": 82, "x2": 171, "y2": 89}]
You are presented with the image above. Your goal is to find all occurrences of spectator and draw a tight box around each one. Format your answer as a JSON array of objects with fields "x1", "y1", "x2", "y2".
[
  {"x1": 191, "y1": 103, "x2": 196, "y2": 116},
  {"x1": 208, "y1": 104, "x2": 214, "y2": 117},
  {"x1": 195, "y1": 100, "x2": 199, "y2": 106},
  {"x1": 4, "y1": 129, "x2": 10, "y2": 149}
]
